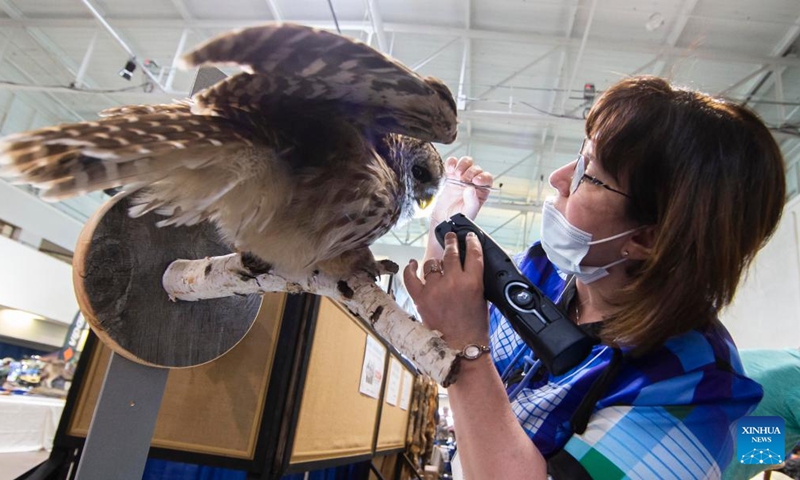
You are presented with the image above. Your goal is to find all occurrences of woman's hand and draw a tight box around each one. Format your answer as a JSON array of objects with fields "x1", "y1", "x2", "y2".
[
  {"x1": 424, "y1": 157, "x2": 494, "y2": 265},
  {"x1": 431, "y1": 156, "x2": 494, "y2": 225},
  {"x1": 404, "y1": 232, "x2": 490, "y2": 350}
]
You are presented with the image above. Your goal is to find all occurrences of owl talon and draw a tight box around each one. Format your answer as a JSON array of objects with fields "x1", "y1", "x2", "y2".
[
  {"x1": 377, "y1": 259, "x2": 400, "y2": 275},
  {"x1": 241, "y1": 252, "x2": 272, "y2": 276}
]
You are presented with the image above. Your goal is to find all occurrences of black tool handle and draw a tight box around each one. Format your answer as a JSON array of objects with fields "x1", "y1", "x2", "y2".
[{"x1": 435, "y1": 214, "x2": 597, "y2": 375}]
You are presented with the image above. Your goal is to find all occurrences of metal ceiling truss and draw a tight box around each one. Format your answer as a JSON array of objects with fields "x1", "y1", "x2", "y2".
[
  {"x1": 3, "y1": 1, "x2": 800, "y2": 247},
  {"x1": 6, "y1": 18, "x2": 800, "y2": 70}
]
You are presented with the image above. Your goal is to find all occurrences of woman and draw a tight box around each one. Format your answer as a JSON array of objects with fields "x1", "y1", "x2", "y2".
[{"x1": 404, "y1": 76, "x2": 786, "y2": 479}]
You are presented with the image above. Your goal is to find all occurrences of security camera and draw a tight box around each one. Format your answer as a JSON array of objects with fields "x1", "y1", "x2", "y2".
[{"x1": 119, "y1": 59, "x2": 137, "y2": 81}]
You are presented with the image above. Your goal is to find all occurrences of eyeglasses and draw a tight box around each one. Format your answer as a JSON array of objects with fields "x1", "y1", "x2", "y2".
[{"x1": 570, "y1": 139, "x2": 632, "y2": 199}]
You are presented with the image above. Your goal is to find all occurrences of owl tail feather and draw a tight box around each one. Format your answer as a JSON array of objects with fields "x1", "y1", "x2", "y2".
[{"x1": 0, "y1": 106, "x2": 253, "y2": 200}]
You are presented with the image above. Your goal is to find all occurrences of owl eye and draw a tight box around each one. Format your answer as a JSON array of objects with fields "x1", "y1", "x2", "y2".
[{"x1": 411, "y1": 165, "x2": 432, "y2": 183}]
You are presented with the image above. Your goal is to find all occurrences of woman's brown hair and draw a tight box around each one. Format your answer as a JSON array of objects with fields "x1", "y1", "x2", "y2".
[{"x1": 585, "y1": 76, "x2": 786, "y2": 355}]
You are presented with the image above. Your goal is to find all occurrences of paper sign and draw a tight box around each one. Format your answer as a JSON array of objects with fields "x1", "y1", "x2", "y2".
[
  {"x1": 400, "y1": 370, "x2": 413, "y2": 410},
  {"x1": 386, "y1": 358, "x2": 402, "y2": 406},
  {"x1": 359, "y1": 335, "x2": 386, "y2": 399}
]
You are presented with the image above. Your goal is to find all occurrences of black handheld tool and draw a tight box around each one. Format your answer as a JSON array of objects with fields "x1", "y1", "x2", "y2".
[{"x1": 435, "y1": 214, "x2": 598, "y2": 375}]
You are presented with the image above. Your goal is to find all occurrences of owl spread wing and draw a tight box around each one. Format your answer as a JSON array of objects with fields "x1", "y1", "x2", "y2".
[
  {"x1": 0, "y1": 23, "x2": 449, "y2": 254},
  {"x1": 182, "y1": 23, "x2": 458, "y2": 144},
  {"x1": 0, "y1": 103, "x2": 256, "y2": 200}
]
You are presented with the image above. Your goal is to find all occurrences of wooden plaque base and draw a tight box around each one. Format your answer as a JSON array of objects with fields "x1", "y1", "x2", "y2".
[{"x1": 72, "y1": 193, "x2": 261, "y2": 368}]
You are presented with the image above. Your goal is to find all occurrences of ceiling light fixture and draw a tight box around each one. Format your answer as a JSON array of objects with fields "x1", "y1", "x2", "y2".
[
  {"x1": 646, "y1": 12, "x2": 665, "y2": 32},
  {"x1": 0, "y1": 308, "x2": 45, "y2": 324}
]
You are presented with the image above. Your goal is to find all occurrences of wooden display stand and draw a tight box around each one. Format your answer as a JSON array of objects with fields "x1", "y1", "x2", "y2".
[{"x1": 26, "y1": 293, "x2": 420, "y2": 479}]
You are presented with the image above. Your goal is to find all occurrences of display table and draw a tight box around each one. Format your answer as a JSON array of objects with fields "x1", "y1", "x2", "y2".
[{"x1": 0, "y1": 395, "x2": 65, "y2": 452}]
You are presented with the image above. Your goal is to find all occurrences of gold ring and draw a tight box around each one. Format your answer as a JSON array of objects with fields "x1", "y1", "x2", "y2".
[{"x1": 423, "y1": 261, "x2": 444, "y2": 279}]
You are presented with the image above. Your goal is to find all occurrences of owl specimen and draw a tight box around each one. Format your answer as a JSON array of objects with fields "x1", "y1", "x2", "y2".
[{"x1": 0, "y1": 23, "x2": 457, "y2": 277}]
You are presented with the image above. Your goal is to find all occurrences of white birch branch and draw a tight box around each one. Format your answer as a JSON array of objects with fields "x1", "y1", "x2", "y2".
[{"x1": 162, "y1": 253, "x2": 462, "y2": 386}]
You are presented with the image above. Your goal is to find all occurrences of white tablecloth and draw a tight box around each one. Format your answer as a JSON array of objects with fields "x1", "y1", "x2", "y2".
[{"x1": 0, "y1": 395, "x2": 65, "y2": 453}]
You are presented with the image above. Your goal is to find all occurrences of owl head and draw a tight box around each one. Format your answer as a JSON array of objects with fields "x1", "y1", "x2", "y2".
[{"x1": 381, "y1": 135, "x2": 445, "y2": 216}]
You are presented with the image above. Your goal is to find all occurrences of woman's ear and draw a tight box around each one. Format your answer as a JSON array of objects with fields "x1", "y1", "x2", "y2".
[{"x1": 623, "y1": 225, "x2": 657, "y2": 260}]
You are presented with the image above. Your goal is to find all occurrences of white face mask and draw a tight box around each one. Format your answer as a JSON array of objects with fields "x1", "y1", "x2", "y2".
[{"x1": 540, "y1": 197, "x2": 639, "y2": 284}]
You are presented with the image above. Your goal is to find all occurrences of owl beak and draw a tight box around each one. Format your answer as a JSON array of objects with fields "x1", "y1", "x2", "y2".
[{"x1": 417, "y1": 196, "x2": 433, "y2": 210}]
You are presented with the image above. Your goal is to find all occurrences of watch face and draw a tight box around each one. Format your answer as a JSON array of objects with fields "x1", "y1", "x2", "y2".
[{"x1": 464, "y1": 345, "x2": 481, "y2": 359}]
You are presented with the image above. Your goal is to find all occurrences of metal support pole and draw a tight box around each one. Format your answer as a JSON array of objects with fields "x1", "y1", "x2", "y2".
[
  {"x1": 774, "y1": 67, "x2": 786, "y2": 123},
  {"x1": 80, "y1": 0, "x2": 169, "y2": 93},
  {"x1": 718, "y1": 65, "x2": 770, "y2": 97},
  {"x1": 74, "y1": 353, "x2": 169, "y2": 480},
  {"x1": 456, "y1": 38, "x2": 469, "y2": 110},
  {"x1": 493, "y1": 152, "x2": 537, "y2": 183},
  {"x1": 558, "y1": 0, "x2": 597, "y2": 114},
  {"x1": 488, "y1": 212, "x2": 523, "y2": 236},
  {"x1": 411, "y1": 36, "x2": 460, "y2": 71},
  {"x1": 0, "y1": 28, "x2": 14, "y2": 65},
  {"x1": 266, "y1": 0, "x2": 284, "y2": 23},
  {"x1": 365, "y1": 0, "x2": 387, "y2": 52},
  {"x1": 0, "y1": 94, "x2": 16, "y2": 134},
  {"x1": 474, "y1": 45, "x2": 560, "y2": 101},
  {"x1": 165, "y1": 28, "x2": 190, "y2": 92},
  {"x1": 74, "y1": 30, "x2": 98, "y2": 88}
]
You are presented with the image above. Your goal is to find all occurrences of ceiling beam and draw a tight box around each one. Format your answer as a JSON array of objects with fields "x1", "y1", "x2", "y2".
[
  {"x1": 460, "y1": 108, "x2": 581, "y2": 129},
  {"x1": 79, "y1": 0, "x2": 174, "y2": 94},
  {"x1": 0, "y1": 0, "x2": 22, "y2": 19},
  {"x1": 410, "y1": 36, "x2": 460, "y2": 71},
  {"x1": 265, "y1": 0, "x2": 283, "y2": 23},
  {"x1": 655, "y1": 0, "x2": 700, "y2": 77},
  {"x1": 456, "y1": 31, "x2": 469, "y2": 110},
  {"x1": 0, "y1": 82, "x2": 184, "y2": 100},
  {"x1": 0, "y1": 27, "x2": 15, "y2": 64},
  {"x1": 457, "y1": 0, "x2": 472, "y2": 156},
  {"x1": 3, "y1": 56, "x2": 85, "y2": 121},
  {"x1": 629, "y1": 54, "x2": 662, "y2": 76},
  {"x1": 364, "y1": 0, "x2": 387, "y2": 52},
  {"x1": 472, "y1": 45, "x2": 560, "y2": 102},
  {"x1": 717, "y1": 65, "x2": 770, "y2": 97},
  {"x1": 165, "y1": 28, "x2": 190, "y2": 92},
  {"x1": 449, "y1": 132, "x2": 583, "y2": 155},
  {"x1": 0, "y1": 1, "x2": 114, "y2": 102},
  {"x1": 7, "y1": 18, "x2": 800, "y2": 69},
  {"x1": 74, "y1": 30, "x2": 98, "y2": 88},
  {"x1": 742, "y1": 13, "x2": 800, "y2": 105},
  {"x1": 492, "y1": 152, "x2": 537, "y2": 182},
  {"x1": 558, "y1": 0, "x2": 597, "y2": 114},
  {"x1": 170, "y1": 0, "x2": 193, "y2": 21}
]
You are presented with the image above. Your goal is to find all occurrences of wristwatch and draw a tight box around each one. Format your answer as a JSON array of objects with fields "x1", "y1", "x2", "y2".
[{"x1": 459, "y1": 343, "x2": 491, "y2": 360}]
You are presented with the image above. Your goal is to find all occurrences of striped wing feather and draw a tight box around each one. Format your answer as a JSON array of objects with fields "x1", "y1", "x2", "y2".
[{"x1": 182, "y1": 23, "x2": 457, "y2": 144}]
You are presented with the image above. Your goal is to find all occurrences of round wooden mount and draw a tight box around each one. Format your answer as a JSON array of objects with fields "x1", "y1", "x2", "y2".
[{"x1": 73, "y1": 193, "x2": 261, "y2": 368}]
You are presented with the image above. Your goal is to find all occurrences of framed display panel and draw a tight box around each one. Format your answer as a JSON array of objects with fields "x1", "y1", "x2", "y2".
[
  {"x1": 66, "y1": 292, "x2": 286, "y2": 458},
  {"x1": 374, "y1": 354, "x2": 414, "y2": 454},
  {"x1": 37, "y1": 292, "x2": 322, "y2": 479},
  {"x1": 285, "y1": 297, "x2": 385, "y2": 471},
  {"x1": 34, "y1": 291, "x2": 420, "y2": 480}
]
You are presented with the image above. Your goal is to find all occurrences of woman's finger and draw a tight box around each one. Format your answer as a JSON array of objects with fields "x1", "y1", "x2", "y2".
[
  {"x1": 441, "y1": 232, "x2": 463, "y2": 272},
  {"x1": 463, "y1": 232, "x2": 485, "y2": 277},
  {"x1": 462, "y1": 165, "x2": 484, "y2": 183},
  {"x1": 472, "y1": 171, "x2": 494, "y2": 187},
  {"x1": 445, "y1": 157, "x2": 459, "y2": 174},
  {"x1": 403, "y1": 260, "x2": 424, "y2": 299},
  {"x1": 453, "y1": 156, "x2": 474, "y2": 178},
  {"x1": 421, "y1": 258, "x2": 444, "y2": 282}
]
